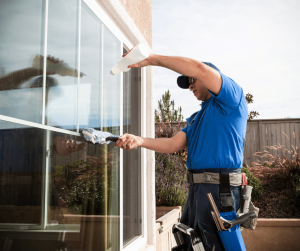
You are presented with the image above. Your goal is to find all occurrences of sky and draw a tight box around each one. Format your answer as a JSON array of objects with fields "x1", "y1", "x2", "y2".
[{"x1": 152, "y1": 0, "x2": 300, "y2": 120}]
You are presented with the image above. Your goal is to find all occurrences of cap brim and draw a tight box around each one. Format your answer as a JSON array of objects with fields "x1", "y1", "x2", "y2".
[
  {"x1": 176, "y1": 62, "x2": 220, "y2": 89},
  {"x1": 177, "y1": 75, "x2": 189, "y2": 89}
]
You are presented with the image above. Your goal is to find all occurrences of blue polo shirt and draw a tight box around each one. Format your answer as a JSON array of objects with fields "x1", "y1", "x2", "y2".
[{"x1": 181, "y1": 72, "x2": 248, "y2": 170}]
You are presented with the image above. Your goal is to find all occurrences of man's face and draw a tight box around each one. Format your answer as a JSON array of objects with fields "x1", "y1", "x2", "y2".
[{"x1": 188, "y1": 77, "x2": 211, "y2": 101}]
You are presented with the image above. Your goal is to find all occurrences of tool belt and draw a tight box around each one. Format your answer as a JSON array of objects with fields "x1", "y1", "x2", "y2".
[
  {"x1": 187, "y1": 172, "x2": 242, "y2": 186},
  {"x1": 187, "y1": 171, "x2": 242, "y2": 212}
]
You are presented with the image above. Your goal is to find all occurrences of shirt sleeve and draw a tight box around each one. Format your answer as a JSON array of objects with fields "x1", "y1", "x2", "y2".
[
  {"x1": 209, "y1": 72, "x2": 243, "y2": 113},
  {"x1": 181, "y1": 126, "x2": 188, "y2": 134}
]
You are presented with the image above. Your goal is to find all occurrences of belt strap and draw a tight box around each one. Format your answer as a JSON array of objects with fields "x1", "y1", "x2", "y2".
[
  {"x1": 187, "y1": 172, "x2": 242, "y2": 186},
  {"x1": 219, "y1": 173, "x2": 234, "y2": 212}
]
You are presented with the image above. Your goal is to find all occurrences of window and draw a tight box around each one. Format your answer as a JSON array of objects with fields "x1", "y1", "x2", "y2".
[
  {"x1": 123, "y1": 59, "x2": 142, "y2": 246},
  {"x1": 0, "y1": 0, "x2": 144, "y2": 250}
]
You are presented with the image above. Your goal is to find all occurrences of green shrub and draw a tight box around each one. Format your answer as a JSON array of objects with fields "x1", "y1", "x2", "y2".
[
  {"x1": 242, "y1": 167, "x2": 263, "y2": 201},
  {"x1": 155, "y1": 152, "x2": 188, "y2": 208}
]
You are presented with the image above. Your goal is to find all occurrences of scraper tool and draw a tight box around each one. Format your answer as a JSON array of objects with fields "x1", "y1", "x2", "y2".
[{"x1": 82, "y1": 128, "x2": 119, "y2": 145}]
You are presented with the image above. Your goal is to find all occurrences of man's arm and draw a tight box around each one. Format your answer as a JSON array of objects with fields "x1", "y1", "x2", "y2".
[
  {"x1": 124, "y1": 51, "x2": 222, "y2": 95},
  {"x1": 114, "y1": 131, "x2": 187, "y2": 153}
]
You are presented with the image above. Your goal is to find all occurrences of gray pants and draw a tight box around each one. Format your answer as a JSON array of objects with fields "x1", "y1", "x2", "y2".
[{"x1": 180, "y1": 168, "x2": 241, "y2": 251}]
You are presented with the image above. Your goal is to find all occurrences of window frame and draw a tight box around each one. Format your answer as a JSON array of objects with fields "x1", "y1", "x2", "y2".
[
  {"x1": 82, "y1": 1, "x2": 148, "y2": 249},
  {"x1": 0, "y1": 0, "x2": 147, "y2": 250}
]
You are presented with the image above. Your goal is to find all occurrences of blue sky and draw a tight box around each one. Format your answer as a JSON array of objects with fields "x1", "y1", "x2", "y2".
[{"x1": 152, "y1": 0, "x2": 300, "y2": 120}]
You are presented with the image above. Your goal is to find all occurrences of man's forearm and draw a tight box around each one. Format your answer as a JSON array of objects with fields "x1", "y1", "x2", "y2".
[
  {"x1": 148, "y1": 54, "x2": 222, "y2": 94},
  {"x1": 0, "y1": 68, "x2": 43, "y2": 91},
  {"x1": 139, "y1": 137, "x2": 182, "y2": 153},
  {"x1": 149, "y1": 55, "x2": 205, "y2": 80}
]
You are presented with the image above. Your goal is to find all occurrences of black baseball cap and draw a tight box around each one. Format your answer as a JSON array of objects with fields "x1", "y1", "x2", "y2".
[{"x1": 177, "y1": 62, "x2": 221, "y2": 89}]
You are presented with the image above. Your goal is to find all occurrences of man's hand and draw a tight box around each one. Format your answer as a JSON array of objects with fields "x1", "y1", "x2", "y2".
[
  {"x1": 114, "y1": 131, "x2": 187, "y2": 153},
  {"x1": 122, "y1": 47, "x2": 154, "y2": 68},
  {"x1": 114, "y1": 133, "x2": 143, "y2": 151},
  {"x1": 54, "y1": 136, "x2": 86, "y2": 156}
]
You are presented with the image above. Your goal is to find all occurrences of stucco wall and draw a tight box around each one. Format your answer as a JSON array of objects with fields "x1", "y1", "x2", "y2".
[{"x1": 119, "y1": 0, "x2": 152, "y2": 48}]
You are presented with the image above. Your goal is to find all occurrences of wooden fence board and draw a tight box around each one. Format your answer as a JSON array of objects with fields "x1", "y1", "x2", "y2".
[
  {"x1": 266, "y1": 123, "x2": 272, "y2": 157},
  {"x1": 270, "y1": 124, "x2": 276, "y2": 156},
  {"x1": 255, "y1": 122, "x2": 260, "y2": 153},
  {"x1": 285, "y1": 123, "x2": 291, "y2": 152},
  {"x1": 260, "y1": 123, "x2": 267, "y2": 163},
  {"x1": 250, "y1": 123, "x2": 256, "y2": 164},
  {"x1": 289, "y1": 123, "x2": 296, "y2": 149},
  {"x1": 244, "y1": 125, "x2": 250, "y2": 164},
  {"x1": 280, "y1": 123, "x2": 286, "y2": 149},
  {"x1": 295, "y1": 123, "x2": 300, "y2": 151}
]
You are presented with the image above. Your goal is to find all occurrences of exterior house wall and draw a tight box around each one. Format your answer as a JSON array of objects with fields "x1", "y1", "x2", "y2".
[{"x1": 119, "y1": 0, "x2": 152, "y2": 48}]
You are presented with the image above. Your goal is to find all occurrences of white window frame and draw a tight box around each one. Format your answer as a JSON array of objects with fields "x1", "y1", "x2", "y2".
[
  {"x1": 0, "y1": 0, "x2": 148, "y2": 250},
  {"x1": 82, "y1": 1, "x2": 148, "y2": 250}
]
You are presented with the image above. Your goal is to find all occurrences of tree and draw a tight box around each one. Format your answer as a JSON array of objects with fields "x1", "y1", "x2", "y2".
[
  {"x1": 245, "y1": 93, "x2": 259, "y2": 121},
  {"x1": 155, "y1": 89, "x2": 183, "y2": 123},
  {"x1": 155, "y1": 90, "x2": 259, "y2": 123}
]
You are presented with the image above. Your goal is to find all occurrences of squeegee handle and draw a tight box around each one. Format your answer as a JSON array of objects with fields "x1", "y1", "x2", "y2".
[
  {"x1": 229, "y1": 211, "x2": 257, "y2": 227},
  {"x1": 106, "y1": 137, "x2": 119, "y2": 142}
]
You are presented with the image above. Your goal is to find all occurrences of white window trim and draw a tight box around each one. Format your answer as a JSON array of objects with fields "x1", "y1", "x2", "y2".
[{"x1": 83, "y1": 1, "x2": 149, "y2": 250}]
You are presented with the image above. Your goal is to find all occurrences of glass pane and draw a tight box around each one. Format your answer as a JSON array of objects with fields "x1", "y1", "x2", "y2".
[
  {"x1": 0, "y1": 0, "x2": 45, "y2": 123},
  {"x1": 103, "y1": 26, "x2": 121, "y2": 135},
  {"x1": 0, "y1": 122, "x2": 120, "y2": 250},
  {"x1": 0, "y1": 121, "x2": 46, "y2": 226},
  {"x1": 48, "y1": 131, "x2": 120, "y2": 251},
  {"x1": 79, "y1": 4, "x2": 103, "y2": 130},
  {"x1": 45, "y1": 0, "x2": 80, "y2": 130},
  {"x1": 123, "y1": 61, "x2": 142, "y2": 246}
]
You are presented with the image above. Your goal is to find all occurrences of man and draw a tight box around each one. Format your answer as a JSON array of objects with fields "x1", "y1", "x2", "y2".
[{"x1": 115, "y1": 50, "x2": 248, "y2": 251}]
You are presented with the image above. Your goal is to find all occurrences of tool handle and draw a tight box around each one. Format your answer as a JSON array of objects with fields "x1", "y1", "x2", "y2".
[
  {"x1": 106, "y1": 137, "x2": 119, "y2": 142},
  {"x1": 229, "y1": 211, "x2": 257, "y2": 227}
]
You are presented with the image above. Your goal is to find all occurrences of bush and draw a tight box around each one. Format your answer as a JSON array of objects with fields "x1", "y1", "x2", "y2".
[
  {"x1": 52, "y1": 150, "x2": 118, "y2": 215},
  {"x1": 242, "y1": 167, "x2": 263, "y2": 201},
  {"x1": 155, "y1": 152, "x2": 188, "y2": 208},
  {"x1": 248, "y1": 141, "x2": 300, "y2": 218}
]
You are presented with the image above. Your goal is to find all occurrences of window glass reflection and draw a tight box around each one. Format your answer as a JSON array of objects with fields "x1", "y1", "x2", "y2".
[
  {"x1": 0, "y1": 1, "x2": 124, "y2": 250},
  {"x1": 0, "y1": 0, "x2": 45, "y2": 123},
  {"x1": 79, "y1": 4, "x2": 103, "y2": 130},
  {"x1": 48, "y1": 131, "x2": 120, "y2": 250},
  {"x1": 0, "y1": 121, "x2": 46, "y2": 226},
  {"x1": 45, "y1": 0, "x2": 80, "y2": 130},
  {"x1": 103, "y1": 26, "x2": 121, "y2": 135}
]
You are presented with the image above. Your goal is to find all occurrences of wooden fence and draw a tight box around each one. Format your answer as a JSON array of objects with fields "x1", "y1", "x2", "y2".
[
  {"x1": 156, "y1": 118, "x2": 300, "y2": 165},
  {"x1": 244, "y1": 119, "x2": 300, "y2": 165}
]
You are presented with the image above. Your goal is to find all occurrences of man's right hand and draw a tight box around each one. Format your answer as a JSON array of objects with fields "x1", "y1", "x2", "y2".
[
  {"x1": 122, "y1": 47, "x2": 155, "y2": 69},
  {"x1": 114, "y1": 133, "x2": 143, "y2": 151},
  {"x1": 114, "y1": 131, "x2": 187, "y2": 153}
]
